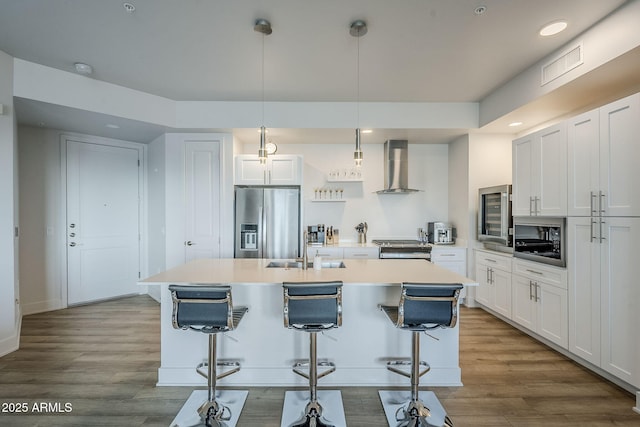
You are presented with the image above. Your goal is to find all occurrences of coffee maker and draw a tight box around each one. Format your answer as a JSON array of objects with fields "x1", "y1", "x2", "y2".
[{"x1": 427, "y1": 222, "x2": 455, "y2": 245}]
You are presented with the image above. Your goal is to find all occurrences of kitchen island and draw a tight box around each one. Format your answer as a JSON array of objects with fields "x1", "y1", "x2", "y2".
[{"x1": 140, "y1": 258, "x2": 477, "y2": 387}]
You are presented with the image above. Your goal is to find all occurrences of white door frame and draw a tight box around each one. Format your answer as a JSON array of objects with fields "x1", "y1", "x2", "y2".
[{"x1": 59, "y1": 133, "x2": 147, "y2": 307}]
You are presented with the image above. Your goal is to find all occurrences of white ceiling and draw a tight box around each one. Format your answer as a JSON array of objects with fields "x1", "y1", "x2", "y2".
[{"x1": 0, "y1": 0, "x2": 635, "y2": 144}]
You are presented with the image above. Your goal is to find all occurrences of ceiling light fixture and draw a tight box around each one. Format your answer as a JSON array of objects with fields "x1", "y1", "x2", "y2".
[
  {"x1": 74, "y1": 62, "x2": 93, "y2": 75},
  {"x1": 350, "y1": 20, "x2": 367, "y2": 168},
  {"x1": 474, "y1": 6, "x2": 487, "y2": 15},
  {"x1": 123, "y1": 3, "x2": 135, "y2": 13},
  {"x1": 254, "y1": 18, "x2": 272, "y2": 165},
  {"x1": 539, "y1": 20, "x2": 568, "y2": 36}
]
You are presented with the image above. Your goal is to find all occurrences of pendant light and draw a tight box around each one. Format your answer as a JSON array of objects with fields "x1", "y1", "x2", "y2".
[
  {"x1": 254, "y1": 19, "x2": 272, "y2": 164},
  {"x1": 350, "y1": 20, "x2": 367, "y2": 167}
]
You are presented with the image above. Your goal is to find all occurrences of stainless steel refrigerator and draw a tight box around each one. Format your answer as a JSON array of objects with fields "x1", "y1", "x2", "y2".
[{"x1": 234, "y1": 186, "x2": 301, "y2": 258}]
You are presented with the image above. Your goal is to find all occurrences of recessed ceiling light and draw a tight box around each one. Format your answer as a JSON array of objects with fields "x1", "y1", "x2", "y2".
[
  {"x1": 74, "y1": 62, "x2": 93, "y2": 75},
  {"x1": 123, "y1": 3, "x2": 135, "y2": 13},
  {"x1": 539, "y1": 20, "x2": 568, "y2": 37},
  {"x1": 509, "y1": 121, "x2": 523, "y2": 127},
  {"x1": 474, "y1": 6, "x2": 487, "y2": 15}
]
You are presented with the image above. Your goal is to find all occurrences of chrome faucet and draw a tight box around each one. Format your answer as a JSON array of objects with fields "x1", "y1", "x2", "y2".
[{"x1": 301, "y1": 231, "x2": 309, "y2": 270}]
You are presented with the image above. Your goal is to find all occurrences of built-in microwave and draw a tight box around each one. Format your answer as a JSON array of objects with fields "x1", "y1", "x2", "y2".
[
  {"x1": 513, "y1": 216, "x2": 565, "y2": 268},
  {"x1": 478, "y1": 184, "x2": 512, "y2": 248}
]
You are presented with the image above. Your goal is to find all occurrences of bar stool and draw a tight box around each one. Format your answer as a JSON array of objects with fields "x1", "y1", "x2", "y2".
[
  {"x1": 168, "y1": 284, "x2": 248, "y2": 427},
  {"x1": 378, "y1": 283, "x2": 463, "y2": 427},
  {"x1": 281, "y1": 281, "x2": 345, "y2": 427}
]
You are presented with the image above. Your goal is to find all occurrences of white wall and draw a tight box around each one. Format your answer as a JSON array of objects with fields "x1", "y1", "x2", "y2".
[
  {"x1": 448, "y1": 135, "x2": 470, "y2": 244},
  {"x1": 17, "y1": 126, "x2": 64, "y2": 314},
  {"x1": 0, "y1": 49, "x2": 19, "y2": 356},
  {"x1": 241, "y1": 142, "x2": 449, "y2": 241}
]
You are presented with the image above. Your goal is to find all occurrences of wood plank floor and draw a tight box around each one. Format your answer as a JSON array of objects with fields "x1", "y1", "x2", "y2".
[{"x1": 0, "y1": 295, "x2": 636, "y2": 426}]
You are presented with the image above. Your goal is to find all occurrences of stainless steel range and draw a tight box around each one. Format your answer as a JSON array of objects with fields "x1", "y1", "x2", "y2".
[{"x1": 372, "y1": 239, "x2": 432, "y2": 260}]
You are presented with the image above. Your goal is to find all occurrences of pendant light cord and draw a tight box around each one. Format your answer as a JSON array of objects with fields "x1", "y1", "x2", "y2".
[
  {"x1": 261, "y1": 32, "x2": 265, "y2": 126},
  {"x1": 356, "y1": 29, "x2": 360, "y2": 128}
]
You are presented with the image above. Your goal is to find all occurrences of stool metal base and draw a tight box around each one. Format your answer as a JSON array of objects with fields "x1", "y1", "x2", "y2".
[
  {"x1": 170, "y1": 390, "x2": 248, "y2": 427},
  {"x1": 378, "y1": 390, "x2": 452, "y2": 427},
  {"x1": 281, "y1": 390, "x2": 346, "y2": 427}
]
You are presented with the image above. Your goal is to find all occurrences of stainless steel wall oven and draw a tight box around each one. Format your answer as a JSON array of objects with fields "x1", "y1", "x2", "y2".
[{"x1": 513, "y1": 216, "x2": 565, "y2": 267}]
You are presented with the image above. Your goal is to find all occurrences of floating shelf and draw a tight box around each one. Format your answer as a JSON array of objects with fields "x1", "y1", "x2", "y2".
[{"x1": 327, "y1": 178, "x2": 363, "y2": 182}]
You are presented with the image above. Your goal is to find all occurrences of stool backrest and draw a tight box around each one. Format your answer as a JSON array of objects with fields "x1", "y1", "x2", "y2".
[
  {"x1": 398, "y1": 283, "x2": 463, "y2": 329},
  {"x1": 169, "y1": 284, "x2": 236, "y2": 333},
  {"x1": 283, "y1": 281, "x2": 343, "y2": 330}
]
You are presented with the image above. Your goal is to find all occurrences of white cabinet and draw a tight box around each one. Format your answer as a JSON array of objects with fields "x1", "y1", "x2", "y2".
[
  {"x1": 474, "y1": 249, "x2": 512, "y2": 318},
  {"x1": 235, "y1": 154, "x2": 302, "y2": 185},
  {"x1": 512, "y1": 260, "x2": 568, "y2": 349},
  {"x1": 568, "y1": 93, "x2": 640, "y2": 217},
  {"x1": 512, "y1": 123, "x2": 567, "y2": 216},
  {"x1": 310, "y1": 246, "x2": 343, "y2": 259},
  {"x1": 307, "y1": 246, "x2": 379, "y2": 259},
  {"x1": 568, "y1": 216, "x2": 640, "y2": 387},
  {"x1": 431, "y1": 246, "x2": 466, "y2": 276},
  {"x1": 343, "y1": 247, "x2": 379, "y2": 259}
]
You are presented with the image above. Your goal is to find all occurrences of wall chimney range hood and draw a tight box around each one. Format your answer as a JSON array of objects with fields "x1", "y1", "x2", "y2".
[{"x1": 376, "y1": 140, "x2": 421, "y2": 194}]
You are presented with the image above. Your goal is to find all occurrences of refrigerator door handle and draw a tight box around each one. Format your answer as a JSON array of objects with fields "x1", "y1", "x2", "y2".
[{"x1": 259, "y1": 205, "x2": 266, "y2": 257}]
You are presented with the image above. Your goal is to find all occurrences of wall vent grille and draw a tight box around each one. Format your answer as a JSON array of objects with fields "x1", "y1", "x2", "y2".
[{"x1": 541, "y1": 42, "x2": 584, "y2": 86}]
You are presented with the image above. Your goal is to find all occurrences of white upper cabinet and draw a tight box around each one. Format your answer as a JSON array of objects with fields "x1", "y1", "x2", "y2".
[
  {"x1": 599, "y1": 93, "x2": 640, "y2": 217},
  {"x1": 513, "y1": 123, "x2": 567, "y2": 216},
  {"x1": 235, "y1": 154, "x2": 302, "y2": 186},
  {"x1": 568, "y1": 93, "x2": 640, "y2": 217}
]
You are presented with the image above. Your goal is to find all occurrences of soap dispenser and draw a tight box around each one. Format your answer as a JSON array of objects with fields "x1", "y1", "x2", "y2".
[{"x1": 313, "y1": 250, "x2": 322, "y2": 270}]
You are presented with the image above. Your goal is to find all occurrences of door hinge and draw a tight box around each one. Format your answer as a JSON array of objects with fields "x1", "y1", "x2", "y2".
[
  {"x1": 137, "y1": 159, "x2": 140, "y2": 167},
  {"x1": 138, "y1": 272, "x2": 141, "y2": 279}
]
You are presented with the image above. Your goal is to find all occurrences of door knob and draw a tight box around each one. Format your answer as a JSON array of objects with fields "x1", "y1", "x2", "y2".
[
  {"x1": 69, "y1": 242, "x2": 76, "y2": 247},
  {"x1": 186, "y1": 241, "x2": 195, "y2": 246}
]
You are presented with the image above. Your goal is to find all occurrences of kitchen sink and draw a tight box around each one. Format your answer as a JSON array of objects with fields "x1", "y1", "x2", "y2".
[{"x1": 266, "y1": 260, "x2": 346, "y2": 269}]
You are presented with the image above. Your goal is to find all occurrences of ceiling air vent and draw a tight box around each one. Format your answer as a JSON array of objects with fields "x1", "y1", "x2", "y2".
[{"x1": 541, "y1": 42, "x2": 583, "y2": 86}]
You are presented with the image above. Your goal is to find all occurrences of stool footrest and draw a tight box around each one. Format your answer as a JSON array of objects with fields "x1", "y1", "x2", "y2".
[
  {"x1": 196, "y1": 360, "x2": 241, "y2": 381},
  {"x1": 385, "y1": 360, "x2": 430, "y2": 379},
  {"x1": 293, "y1": 360, "x2": 336, "y2": 380}
]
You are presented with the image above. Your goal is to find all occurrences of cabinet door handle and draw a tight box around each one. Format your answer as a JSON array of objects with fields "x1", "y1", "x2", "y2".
[
  {"x1": 268, "y1": 170, "x2": 272, "y2": 184},
  {"x1": 590, "y1": 191, "x2": 598, "y2": 215},
  {"x1": 599, "y1": 219, "x2": 606, "y2": 243},
  {"x1": 535, "y1": 196, "x2": 540, "y2": 215},
  {"x1": 590, "y1": 219, "x2": 597, "y2": 243},
  {"x1": 484, "y1": 258, "x2": 497, "y2": 263},
  {"x1": 529, "y1": 196, "x2": 534, "y2": 216},
  {"x1": 529, "y1": 281, "x2": 534, "y2": 301},
  {"x1": 490, "y1": 268, "x2": 494, "y2": 284},
  {"x1": 525, "y1": 269, "x2": 543, "y2": 275},
  {"x1": 599, "y1": 191, "x2": 606, "y2": 215},
  {"x1": 535, "y1": 283, "x2": 540, "y2": 302}
]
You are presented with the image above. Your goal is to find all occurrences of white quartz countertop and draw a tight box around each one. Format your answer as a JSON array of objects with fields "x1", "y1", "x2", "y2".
[{"x1": 140, "y1": 258, "x2": 478, "y2": 286}]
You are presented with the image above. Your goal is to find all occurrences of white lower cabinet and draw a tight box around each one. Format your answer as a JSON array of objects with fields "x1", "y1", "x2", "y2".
[
  {"x1": 308, "y1": 246, "x2": 379, "y2": 260},
  {"x1": 343, "y1": 247, "x2": 379, "y2": 259},
  {"x1": 309, "y1": 247, "x2": 343, "y2": 259},
  {"x1": 431, "y1": 246, "x2": 466, "y2": 276},
  {"x1": 474, "y1": 249, "x2": 512, "y2": 318},
  {"x1": 568, "y1": 216, "x2": 640, "y2": 388},
  {"x1": 512, "y1": 260, "x2": 568, "y2": 349}
]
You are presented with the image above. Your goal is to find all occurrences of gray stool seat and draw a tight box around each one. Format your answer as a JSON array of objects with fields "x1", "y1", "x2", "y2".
[
  {"x1": 169, "y1": 284, "x2": 248, "y2": 427},
  {"x1": 282, "y1": 281, "x2": 344, "y2": 427},
  {"x1": 378, "y1": 283, "x2": 463, "y2": 427}
]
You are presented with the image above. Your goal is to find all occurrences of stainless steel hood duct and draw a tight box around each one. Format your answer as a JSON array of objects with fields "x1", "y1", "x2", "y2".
[{"x1": 376, "y1": 140, "x2": 421, "y2": 194}]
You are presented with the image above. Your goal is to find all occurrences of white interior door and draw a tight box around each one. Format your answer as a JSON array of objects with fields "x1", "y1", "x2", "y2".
[
  {"x1": 184, "y1": 141, "x2": 221, "y2": 261},
  {"x1": 66, "y1": 140, "x2": 141, "y2": 305}
]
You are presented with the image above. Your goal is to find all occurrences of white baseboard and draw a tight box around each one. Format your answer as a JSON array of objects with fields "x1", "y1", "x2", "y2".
[
  {"x1": 0, "y1": 309, "x2": 21, "y2": 357},
  {"x1": 21, "y1": 298, "x2": 64, "y2": 316}
]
